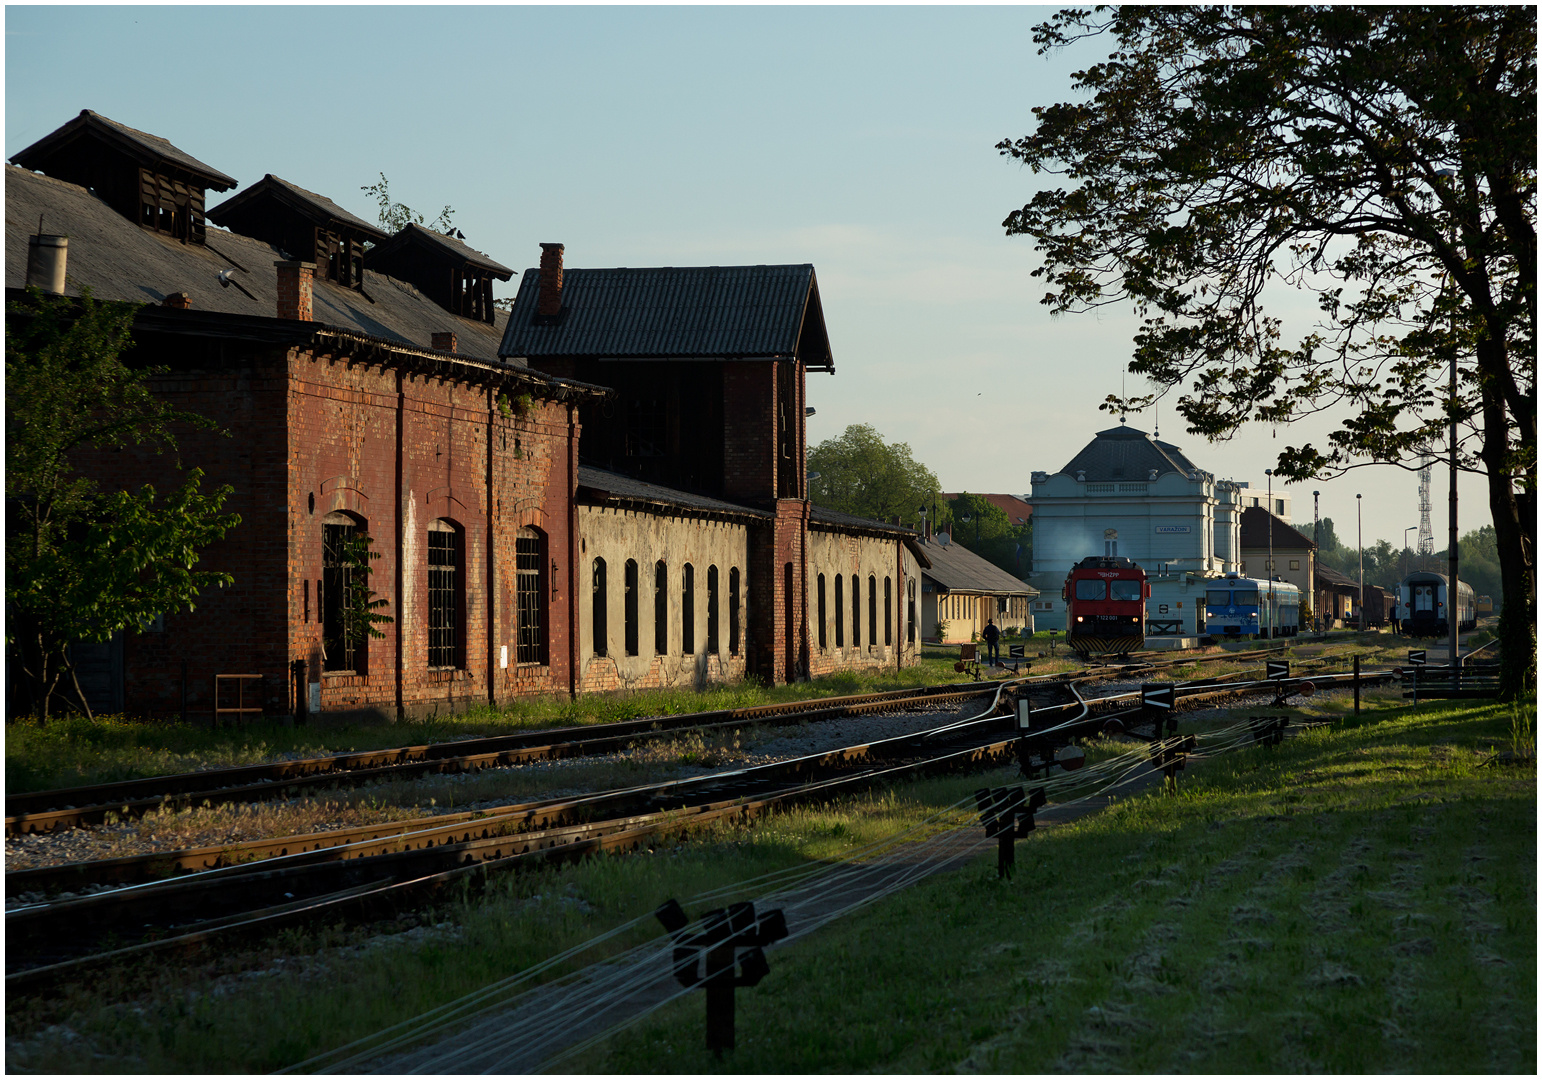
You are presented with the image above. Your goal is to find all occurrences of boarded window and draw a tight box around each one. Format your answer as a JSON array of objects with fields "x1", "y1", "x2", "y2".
[
  {"x1": 869, "y1": 574, "x2": 878, "y2": 647},
  {"x1": 884, "y1": 576, "x2": 892, "y2": 646},
  {"x1": 654, "y1": 561, "x2": 668, "y2": 655},
  {"x1": 835, "y1": 574, "x2": 845, "y2": 647},
  {"x1": 516, "y1": 528, "x2": 546, "y2": 665},
  {"x1": 428, "y1": 521, "x2": 461, "y2": 669},
  {"x1": 624, "y1": 559, "x2": 639, "y2": 656},
  {"x1": 591, "y1": 557, "x2": 608, "y2": 658}
]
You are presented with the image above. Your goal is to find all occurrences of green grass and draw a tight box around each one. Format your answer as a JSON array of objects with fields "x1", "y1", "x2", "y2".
[
  {"x1": 4, "y1": 656, "x2": 977, "y2": 794},
  {"x1": 7, "y1": 698, "x2": 1532, "y2": 1073}
]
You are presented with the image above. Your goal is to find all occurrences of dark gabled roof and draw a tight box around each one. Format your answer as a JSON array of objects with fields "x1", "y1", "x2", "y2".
[
  {"x1": 1239, "y1": 506, "x2": 1315, "y2": 551},
  {"x1": 10, "y1": 109, "x2": 237, "y2": 190},
  {"x1": 917, "y1": 537, "x2": 1037, "y2": 597},
  {"x1": 576, "y1": 466, "x2": 771, "y2": 521},
  {"x1": 207, "y1": 174, "x2": 389, "y2": 241},
  {"x1": 363, "y1": 222, "x2": 513, "y2": 278},
  {"x1": 1059, "y1": 425, "x2": 1205, "y2": 482},
  {"x1": 499, "y1": 263, "x2": 832, "y2": 368},
  {"x1": 4, "y1": 165, "x2": 511, "y2": 362}
]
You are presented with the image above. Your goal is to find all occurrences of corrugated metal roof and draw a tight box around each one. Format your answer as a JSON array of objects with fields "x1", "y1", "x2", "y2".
[
  {"x1": 917, "y1": 536, "x2": 1037, "y2": 596},
  {"x1": 1059, "y1": 426, "x2": 1204, "y2": 482},
  {"x1": 11, "y1": 110, "x2": 237, "y2": 190},
  {"x1": 5, "y1": 165, "x2": 511, "y2": 363},
  {"x1": 499, "y1": 263, "x2": 822, "y2": 360},
  {"x1": 207, "y1": 174, "x2": 389, "y2": 241}
]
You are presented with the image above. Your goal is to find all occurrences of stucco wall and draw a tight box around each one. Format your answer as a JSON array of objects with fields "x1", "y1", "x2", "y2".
[
  {"x1": 805, "y1": 529, "x2": 920, "y2": 676},
  {"x1": 574, "y1": 504, "x2": 751, "y2": 692}
]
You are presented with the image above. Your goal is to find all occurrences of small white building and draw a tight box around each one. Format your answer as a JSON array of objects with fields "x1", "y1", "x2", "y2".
[{"x1": 1028, "y1": 425, "x2": 1243, "y2": 636}]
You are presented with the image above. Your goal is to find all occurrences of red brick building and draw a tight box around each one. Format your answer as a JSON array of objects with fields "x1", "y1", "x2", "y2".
[{"x1": 6, "y1": 110, "x2": 925, "y2": 720}]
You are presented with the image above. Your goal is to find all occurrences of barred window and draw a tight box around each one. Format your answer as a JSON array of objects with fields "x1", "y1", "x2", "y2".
[
  {"x1": 428, "y1": 521, "x2": 461, "y2": 669},
  {"x1": 654, "y1": 561, "x2": 669, "y2": 655},
  {"x1": 516, "y1": 528, "x2": 546, "y2": 665},
  {"x1": 682, "y1": 563, "x2": 696, "y2": 654},
  {"x1": 707, "y1": 565, "x2": 720, "y2": 654},
  {"x1": 728, "y1": 567, "x2": 740, "y2": 656},
  {"x1": 624, "y1": 559, "x2": 640, "y2": 657},
  {"x1": 591, "y1": 557, "x2": 608, "y2": 658},
  {"x1": 817, "y1": 574, "x2": 827, "y2": 650},
  {"x1": 322, "y1": 513, "x2": 362, "y2": 673}
]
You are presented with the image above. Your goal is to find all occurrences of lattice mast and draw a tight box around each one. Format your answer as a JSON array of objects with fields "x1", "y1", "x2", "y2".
[{"x1": 1417, "y1": 454, "x2": 1435, "y2": 571}]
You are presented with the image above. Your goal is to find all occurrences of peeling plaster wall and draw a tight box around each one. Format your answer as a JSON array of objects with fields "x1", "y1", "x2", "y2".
[
  {"x1": 805, "y1": 529, "x2": 920, "y2": 677},
  {"x1": 575, "y1": 504, "x2": 751, "y2": 693}
]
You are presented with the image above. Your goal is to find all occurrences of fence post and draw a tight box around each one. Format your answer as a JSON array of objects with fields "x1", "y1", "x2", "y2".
[{"x1": 1353, "y1": 655, "x2": 1360, "y2": 717}]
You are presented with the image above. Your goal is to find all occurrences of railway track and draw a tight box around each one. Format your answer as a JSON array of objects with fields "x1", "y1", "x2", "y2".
[
  {"x1": 5, "y1": 662, "x2": 1396, "y2": 993},
  {"x1": 4, "y1": 646, "x2": 1283, "y2": 836}
]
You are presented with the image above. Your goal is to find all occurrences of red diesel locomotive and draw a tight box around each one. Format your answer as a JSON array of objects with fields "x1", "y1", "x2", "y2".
[{"x1": 1062, "y1": 556, "x2": 1148, "y2": 657}]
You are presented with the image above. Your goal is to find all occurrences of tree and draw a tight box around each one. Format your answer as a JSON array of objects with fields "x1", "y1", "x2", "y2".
[
  {"x1": 1000, "y1": 6, "x2": 1534, "y2": 696},
  {"x1": 6, "y1": 289, "x2": 240, "y2": 719},
  {"x1": 361, "y1": 173, "x2": 455, "y2": 236},
  {"x1": 948, "y1": 492, "x2": 1033, "y2": 578},
  {"x1": 1316, "y1": 517, "x2": 1343, "y2": 554},
  {"x1": 807, "y1": 424, "x2": 944, "y2": 529}
]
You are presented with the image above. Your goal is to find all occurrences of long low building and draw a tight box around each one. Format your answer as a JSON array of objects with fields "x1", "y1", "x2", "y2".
[
  {"x1": 9, "y1": 109, "x2": 926, "y2": 721},
  {"x1": 915, "y1": 532, "x2": 1037, "y2": 644}
]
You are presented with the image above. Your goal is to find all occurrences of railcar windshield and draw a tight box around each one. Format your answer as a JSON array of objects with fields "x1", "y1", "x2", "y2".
[
  {"x1": 1110, "y1": 580, "x2": 1143, "y2": 601},
  {"x1": 1233, "y1": 590, "x2": 1259, "y2": 606},
  {"x1": 1075, "y1": 579, "x2": 1107, "y2": 601},
  {"x1": 1206, "y1": 589, "x2": 1232, "y2": 607}
]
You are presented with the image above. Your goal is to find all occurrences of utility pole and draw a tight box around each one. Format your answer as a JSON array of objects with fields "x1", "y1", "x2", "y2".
[
  {"x1": 1448, "y1": 349, "x2": 1460, "y2": 683},
  {"x1": 1356, "y1": 494, "x2": 1364, "y2": 634},
  {"x1": 1266, "y1": 469, "x2": 1275, "y2": 639}
]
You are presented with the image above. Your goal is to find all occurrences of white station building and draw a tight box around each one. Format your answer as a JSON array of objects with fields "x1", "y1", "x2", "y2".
[{"x1": 1028, "y1": 425, "x2": 1246, "y2": 639}]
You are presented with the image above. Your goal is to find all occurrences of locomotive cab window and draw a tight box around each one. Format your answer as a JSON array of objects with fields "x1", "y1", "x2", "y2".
[
  {"x1": 1110, "y1": 580, "x2": 1142, "y2": 601},
  {"x1": 1074, "y1": 579, "x2": 1107, "y2": 601}
]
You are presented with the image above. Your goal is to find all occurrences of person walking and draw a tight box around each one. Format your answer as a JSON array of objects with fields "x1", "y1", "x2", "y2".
[
  {"x1": 982, "y1": 619, "x2": 1001, "y2": 666},
  {"x1": 1390, "y1": 601, "x2": 1401, "y2": 635}
]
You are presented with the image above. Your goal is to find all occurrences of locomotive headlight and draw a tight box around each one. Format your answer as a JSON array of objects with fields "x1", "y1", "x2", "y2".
[{"x1": 1075, "y1": 616, "x2": 1084, "y2": 623}]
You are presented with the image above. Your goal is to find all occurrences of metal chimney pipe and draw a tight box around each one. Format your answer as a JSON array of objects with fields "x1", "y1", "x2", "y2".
[{"x1": 26, "y1": 234, "x2": 68, "y2": 293}]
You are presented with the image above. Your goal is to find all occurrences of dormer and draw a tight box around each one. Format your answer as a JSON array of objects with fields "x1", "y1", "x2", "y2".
[
  {"x1": 363, "y1": 223, "x2": 513, "y2": 324},
  {"x1": 10, "y1": 110, "x2": 236, "y2": 245},
  {"x1": 207, "y1": 174, "x2": 388, "y2": 291}
]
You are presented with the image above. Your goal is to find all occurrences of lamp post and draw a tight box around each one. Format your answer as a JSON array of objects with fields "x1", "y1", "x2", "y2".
[
  {"x1": 1265, "y1": 469, "x2": 1275, "y2": 639},
  {"x1": 1403, "y1": 526, "x2": 1415, "y2": 581},
  {"x1": 1356, "y1": 494, "x2": 1364, "y2": 634}
]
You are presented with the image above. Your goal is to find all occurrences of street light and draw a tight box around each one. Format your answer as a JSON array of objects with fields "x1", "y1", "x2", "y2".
[
  {"x1": 1265, "y1": 469, "x2": 1275, "y2": 639},
  {"x1": 1403, "y1": 526, "x2": 1416, "y2": 581},
  {"x1": 1356, "y1": 494, "x2": 1364, "y2": 634}
]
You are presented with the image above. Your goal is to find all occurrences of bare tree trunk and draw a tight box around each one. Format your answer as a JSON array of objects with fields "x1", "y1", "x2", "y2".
[
  {"x1": 1480, "y1": 384, "x2": 1537, "y2": 701},
  {"x1": 62, "y1": 657, "x2": 95, "y2": 722}
]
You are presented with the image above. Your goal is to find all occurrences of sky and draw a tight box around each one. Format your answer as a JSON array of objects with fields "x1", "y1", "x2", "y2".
[{"x1": 4, "y1": 5, "x2": 1493, "y2": 551}]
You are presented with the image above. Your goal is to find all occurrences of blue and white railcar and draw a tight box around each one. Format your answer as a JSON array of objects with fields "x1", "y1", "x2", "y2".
[
  {"x1": 1203, "y1": 574, "x2": 1301, "y2": 638},
  {"x1": 1398, "y1": 572, "x2": 1476, "y2": 636}
]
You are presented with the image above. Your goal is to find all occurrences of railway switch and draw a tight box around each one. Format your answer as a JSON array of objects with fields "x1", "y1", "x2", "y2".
[
  {"x1": 1248, "y1": 716, "x2": 1288, "y2": 746},
  {"x1": 1149, "y1": 732, "x2": 1197, "y2": 794},
  {"x1": 654, "y1": 898, "x2": 788, "y2": 1056},
  {"x1": 974, "y1": 785, "x2": 1046, "y2": 878}
]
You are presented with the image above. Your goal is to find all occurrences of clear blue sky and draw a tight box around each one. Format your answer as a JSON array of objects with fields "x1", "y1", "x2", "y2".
[{"x1": 5, "y1": 4, "x2": 1489, "y2": 551}]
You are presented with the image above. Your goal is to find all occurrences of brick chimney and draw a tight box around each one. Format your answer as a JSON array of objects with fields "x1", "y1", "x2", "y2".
[
  {"x1": 276, "y1": 260, "x2": 315, "y2": 321},
  {"x1": 537, "y1": 243, "x2": 564, "y2": 317},
  {"x1": 431, "y1": 331, "x2": 458, "y2": 353},
  {"x1": 161, "y1": 291, "x2": 191, "y2": 310}
]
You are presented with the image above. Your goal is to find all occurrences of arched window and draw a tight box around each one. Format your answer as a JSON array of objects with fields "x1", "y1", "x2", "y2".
[
  {"x1": 835, "y1": 574, "x2": 845, "y2": 647},
  {"x1": 624, "y1": 559, "x2": 639, "y2": 656},
  {"x1": 907, "y1": 579, "x2": 917, "y2": 644},
  {"x1": 728, "y1": 567, "x2": 741, "y2": 655},
  {"x1": 591, "y1": 557, "x2": 608, "y2": 658},
  {"x1": 516, "y1": 527, "x2": 546, "y2": 665},
  {"x1": 682, "y1": 563, "x2": 696, "y2": 654},
  {"x1": 707, "y1": 565, "x2": 720, "y2": 654},
  {"x1": 817, "y1": 574, "x2": 827, "y2": 650},
  {"x1": 851, "y1": 574, "x2": 861, "y2": 648},
  {"x1": 322, "y1": 512, "x2": 366, "y2": 673},
  {"x1": 869, "y1": 574, "x2": 878, "y2": 647},
  {"x1": 654, "y1": 561, "x2": 668, "y2": 655},
  {"x1": 428, "y1": 520, "x2": 462, "y2": 669},
  {"x1": 884, "y1": 576, "x2": 892, "y2": 646}
]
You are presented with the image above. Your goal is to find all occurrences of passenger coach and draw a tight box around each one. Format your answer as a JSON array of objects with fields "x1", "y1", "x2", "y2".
[
  {"x1": 1204, "y1": 573, "x2": 1301, "y2": 638},
  {"x1": 1398, "y1": 572, "x2": 1476, "y2": 637}
]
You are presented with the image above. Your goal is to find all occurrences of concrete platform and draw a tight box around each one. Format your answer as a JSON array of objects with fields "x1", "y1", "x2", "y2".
[{"x1": 1143, "y1": 635, "x2": 1202, "y2": 651}]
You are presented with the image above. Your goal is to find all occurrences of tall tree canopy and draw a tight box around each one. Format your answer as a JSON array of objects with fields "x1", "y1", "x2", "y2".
[
  {"x1": 807, "y1": 424, "x2": 944, "y2": 529},
  {"x1": 1000, "y1": 6, "x2": 1534, "y2": 695},
  {"x1": 6, "y1": 290, "x2": 240, "y2": 718}
]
